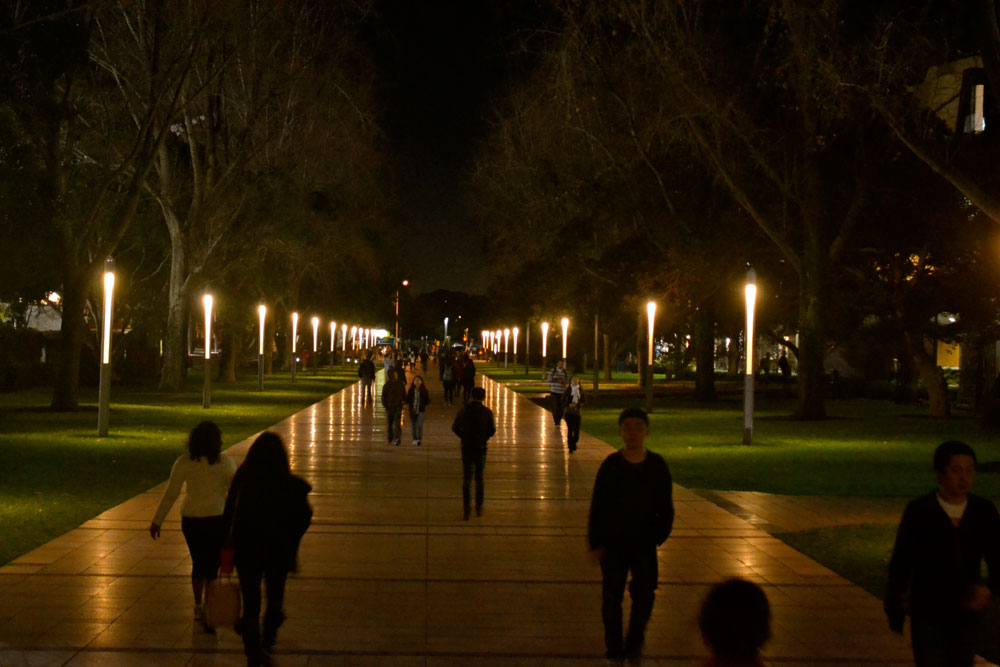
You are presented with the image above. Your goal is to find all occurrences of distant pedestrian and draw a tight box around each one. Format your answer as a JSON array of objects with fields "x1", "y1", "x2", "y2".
[
  {"x1": 547, "y1": 359, "x2": 568, "y2": 427},
  {"x1": 381, "y1": 368, "x2": 406, "y2": 446},
  {"x1": 222, "y1": 432, "x2": 312, "y2": 667},
  {"x1": 697, "y1": 578, "x2": 771, "y2": 667},
  {"x1": 588, "y1": 407, "x2": 674, "y2": 667},
  {"x1": 759, "y1": 354, "x2": 770, "y2": 376},
  {"x1": 442, "y1": 355, "x2": 457, "y2": 406},
  {"x1": 406, "y1": 375, "x2": 431, "y2": 446},
  {"x1": 420, "y1": 349, "x2": 429, "y2": 372},
  {"x1": 358, "y1": 352, "x2": 376, "y2": 402},
  {"x1": 451, "y1": 386, "x2": 496, "y2": 520},
  {"x1": 562, "y1": 375, "x2": 586, "y2": 453},
  {"x1": 777, "y1": 352, "x2": 790, "y2": 380},
  {"x1": 460, "y1": 353, "x2": 476, "y2": 403},
  {"x1": 885, "y1": 440, "x2": 1000, "y2": 667},
  {"x1": 150, "y1": 421, "x2": 237, "y2": 633}
]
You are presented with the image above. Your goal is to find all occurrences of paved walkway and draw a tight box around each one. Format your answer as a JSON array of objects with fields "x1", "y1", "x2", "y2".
[{"x1": 0, "y1": 363, "x2": 919, "y2": 666}]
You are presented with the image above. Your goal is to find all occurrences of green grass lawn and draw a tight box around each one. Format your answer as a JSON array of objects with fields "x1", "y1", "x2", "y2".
[
  {"x1": 0, "y1": 367, "x2": 355, "y2": 565},
  {"x1": 776, "y1": 524, "x2": 897, "y2": 598}
]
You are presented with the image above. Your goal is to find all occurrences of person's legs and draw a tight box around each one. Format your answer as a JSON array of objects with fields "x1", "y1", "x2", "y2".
[
  {"x1": 623, "y1": 546, "x2": 659, "y2": 663},
  {"x1": 261, "y1": 566, "x2": 289, "y2": 651},
  {"x1": 911, "y1": 614, "x2": 976, "y2": 667},
  {"x1": 566, "y1": 413, "x2": 581, "y2": 451},
  {"x1": 550, "y1": 393, "x2": 564, "y2": 425},
  {"x1": 385, "y1": 408, "x2": 395, "y2": 443},
  {"x1": 413, "y1": 412, "x2": 425, "y2": 443},
  {"x1": 181, "y1": 516, "x2": 224, "y2": 618},
  {"x1": 237, "y1": 561, "x2": 265, "y2": 665},
  {"x1": 461, "y1": 449, "x2": 475, "y2": 519},
  {"x1": 600, "y1": 549, "x2": 629, "y2": 661},
  {"x1": 474, "y1": 449, "x2": 486, "y2": 513}
]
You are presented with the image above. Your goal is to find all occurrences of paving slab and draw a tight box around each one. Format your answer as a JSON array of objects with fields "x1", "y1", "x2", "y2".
[{"x1": 0, "y1": 362, "x2": 923, "y2": 665}]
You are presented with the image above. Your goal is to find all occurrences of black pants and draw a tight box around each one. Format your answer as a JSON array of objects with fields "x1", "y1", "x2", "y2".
[
  {"x1": 181, "y1": 515, "x2": 225, "y2": 579},
  {"x1": 443, "y1": 380, "x2": 455, "y2": 404},
  {"x1": 550, "y1": 392, "x2": 565, "y2": 424},
  {"x1": 600, "y1": 545, "x2": 658, "y2": 661},
  {"x1": 461, "y1": 447, "x2": 487, "y2": 510},
  {"x1": 237, "y1": 561, "x2": 288, "y2": 665},
  {"x1": 565, "y1": 412, "x2": 581, "y2": 451},
  {"x1": 462, "y1": 381, "x2": 474, "y2": 403},
  {"x1": 911, "y1": 612, "x2": 978, "y2": 667}
]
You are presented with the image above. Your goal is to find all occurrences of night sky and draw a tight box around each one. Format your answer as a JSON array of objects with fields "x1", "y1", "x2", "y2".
[{"x1": 364, "y1": 1, "x2": 550, "y2": 294}]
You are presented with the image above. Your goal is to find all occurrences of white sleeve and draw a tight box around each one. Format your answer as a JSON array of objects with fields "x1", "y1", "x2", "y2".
[{"x1": 152, "y1": 457, "x2": 186, "y2": 526}]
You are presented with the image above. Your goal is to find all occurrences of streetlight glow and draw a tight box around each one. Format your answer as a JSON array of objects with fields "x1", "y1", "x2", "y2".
[
  {"x1": 331, "y1": 321, "x2": 336, "y2": 352},
  {"x1": 203, "y1": 294, "x2": 213, "y2": 360},
  {"x1": 541, "y1": 321, "x2": 549, "y2": 358},
  {"x1": 513, "y1": 327, "x2": 519, "y2": 354},
  {"x1": 312, "y1": 316, "x2": 320, "y2": 353},
  {"x1": 743, "y1": 269, "x2": 757, "y2": 445},
  {"x1": 258, "y1": 304, "x2": 267, "y2": 355},
  {"x1": 101, "y1": 270, "x2": 115, "y2": 365},
  {"x1": 745, "y1": 284, "x2": 757, "y2": 376},
  {"x1": 504, "y1": 328, "x2": 510, "y2": 352},
  {"x1": 291, "y1": 312, "x2": 299, "y2": 353},
  {"x1": 647, "y1": 301, "x2": 656, "y2": 367},
  {"x1": 561, "y1": 317, "x2": 569, "y2": 359},
  {"x1": 341, "y1": 323, "x2": 348, "y2": 351}
]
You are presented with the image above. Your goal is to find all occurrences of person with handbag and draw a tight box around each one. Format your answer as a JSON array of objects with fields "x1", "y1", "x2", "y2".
[
  {"x1": 405, "y1": 375, "x2": 431, "y2": 446},
  {"x1": 223, "y1": 432, "x2": 313, "y2": 667},
  {"x1": 562, "y1": 375, "x2": 586, "y2": 453},
  {"x1": 149, "y1": 420, "x2": 237, "y2": 633}
]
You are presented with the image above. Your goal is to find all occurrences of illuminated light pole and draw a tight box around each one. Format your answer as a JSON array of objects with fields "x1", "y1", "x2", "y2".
[
  {"x1": 481, "y1": 330, "x2": 488, "y2": 353},
  {"x1": 444, "y1": 316, "x2": 449, "y2": 342},
  {"x1": 646, "y1": 301, "x2": 656, "y2": 413},
  {"x1": 351, "y1": 325, "x2": 357, "y2": 354},
  {"x1": 202, "y1": 293, "x2": 213, "y2": 409},
  {"x1": 395, "y1": 279, "x2": 409, "y2": 349},
  {"x1": 330, "y1": 321, "x2": 337, "y2": 367},
  {"x1": 503, "y1": 328, "x2": 510, "y2": 368},
  {"x1": 495, "y1": 329, "x2": 501, "y2": 357},
  {"x1": 341, "y1": 323, "x2": 348, "y2": 365},
  {"x1": 291, "y1": 312, "x2": 299, "y2": 383},
  {"x1": 311, "y1": 317, "x2": 320, "y2": 375},
  {"x1": 743, "y1": 270, "x2": 757, "y2": 445},
  {"x1": 541, "y1": 321, "x2": 549, "y2": 372},
  {"x1": 97, "y1": 258, "x2": 115, "y2": 437},
  {"x1": 512, "y1": 327, "x2": 519, "y2": 365},
  {"x1": 561, "y1": 317, "x2": 569, "y2": 361},
  {"x1": 258, "y1": 302, "x2": 266, "y2": 391}
]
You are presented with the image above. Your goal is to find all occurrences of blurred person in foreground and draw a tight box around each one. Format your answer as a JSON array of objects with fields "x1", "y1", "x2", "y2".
[{"x1": 697, "y1": 578, "x2": 770, "y2": 667}]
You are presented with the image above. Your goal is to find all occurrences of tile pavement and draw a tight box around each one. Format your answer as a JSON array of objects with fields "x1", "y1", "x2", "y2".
[{"x1": 0, "y1": 362, "x2": 922, "y2": 665}]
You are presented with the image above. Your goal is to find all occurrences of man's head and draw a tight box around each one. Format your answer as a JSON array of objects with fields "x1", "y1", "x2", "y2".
[
  {"x1": 618, "y1": 407, "x2": 649, "y2": 450},
  {"x1": 556, "y1": 359, "x2": 564, "y2": 369},
  {"x1": 934, "y1": 440, "x2": 977, "y2": 500},
  {"x1": 471, "y1": 387, "x2": 486, "y2": 401}
]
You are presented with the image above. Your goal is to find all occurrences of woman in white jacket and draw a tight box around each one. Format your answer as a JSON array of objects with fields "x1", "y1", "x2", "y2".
[{"x1": 150, "y1": 421, "x2": 237, "y2": 631}]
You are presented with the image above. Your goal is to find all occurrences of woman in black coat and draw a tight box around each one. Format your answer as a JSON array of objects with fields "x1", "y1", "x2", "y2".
[
  {"x1": 405, "y1": 375, "x2": 431, "y2": 446},
  {"x1": 223, "y1": 432, "x2": 312, "y2": 667},
  {"x1": 562, "y1": 375, "x2": 586, "y2": 453}
]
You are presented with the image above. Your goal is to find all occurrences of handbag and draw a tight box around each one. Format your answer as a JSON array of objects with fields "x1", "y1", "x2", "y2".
[{"x1": 204, "y1": 574, "x2": 241, "y2": 628}]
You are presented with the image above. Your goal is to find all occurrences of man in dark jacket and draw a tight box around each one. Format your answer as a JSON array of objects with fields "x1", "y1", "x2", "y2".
[
  {"x1": 357, "y1": 353, "x2": 376, "y2": 402},
  {"x1": 381, "y1": 370, "x2": 406, "y2": 446},
  {"x1": 885, "y1": 440, "x2": 1000, "y2": 667},
  {"x1": 588, "y1": 407, "x2": 674, "y2": 667},
  {"x1": 451, "y1": 386, "x2": 496, "y2": 519}
]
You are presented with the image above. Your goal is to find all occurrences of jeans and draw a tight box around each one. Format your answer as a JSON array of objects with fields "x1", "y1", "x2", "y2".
[
  {"x1": 600, "y1": 545, "x2": 658, "y2": 661},
  {"x1": 911, "y1": 612, "x2": 978, "y2": 667},
  {"x1": 386, "y1": 406, "x2": 402, "y2": 442},
  {"x1": 411, "y1": 411, "x2": 425, "y2": 441},
  {"x1": 237, "y1": 562, "x2": 288, "y2": 665},
  {"x1": 461, "y1": 447, "x2": 487, "y2": 511},
  {"x1": 550, "y1": 392, "x2": 565, "y2": 424},
  {"x1": 361, "y1": 378, "x2": 373, "y2": 401},
  {"x1": 565, "y1": 412, "x2": 581, "y2": 451}
]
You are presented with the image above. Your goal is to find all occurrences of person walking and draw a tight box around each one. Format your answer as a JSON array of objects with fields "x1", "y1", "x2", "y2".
[
  {"x1": 460, "y1": 353, "x2": 477, "y2": 404},
  {"x1": 381, "y1": 367, "x2": 406, "y2": 446},
  {"x1": 358, "y1": 352, "x2": 376, "y2": 402},
  {"x1": 885, "y1": 440, "x2": 1000, "y2": 667},
  {"x1": 451, "y1": 386, "x2": 496, "y2": 520},
  {"x1": 222, "y1": 432, "x2": 312, "y2": 667},
  {"x1": 150, "y1": 421, "x2": 237, "y2": 633},
  {"x1": 547, "y1": 359, "x2": 568, "y2": 427},
  {"x1": 588, "y1": 407, "x2": 674, "y2": 667},
  {"x1": 442, "y1": 354, "x2": 457, "y2": 406},
  {"x1": 406, "y1": 375, "x2": 431, "y2": 446},
  {"x1": 562, "y1": 375, "x2": 586, "y2": 453},
  {"x1": 420, "y1": 349, "x2": 429, "y2": 373}
]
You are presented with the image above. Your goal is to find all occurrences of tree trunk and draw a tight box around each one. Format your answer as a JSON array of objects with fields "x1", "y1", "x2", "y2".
[
  {"x1": 159, "y1": 234, "x2": 188, "y2": 391},
  {"x1": 218, "y1": 319, "x2": 238, "y2": 383},
  {"x1": 694, "y1": 306, "x2": 716, "y2": 401},
  {"x1": 957, "y1": 327, "x2": 984, "y2": 411},
  {"x1": 907, "y1": 333, "x2": 951, "y2": 418},
  {"x1": 603, "y1": 334, "x2": 611, "y2": 380},
  {"x1": 50, "y1": 271, "x2": 89, "y2": 411},
  {"x1": 636, "y1": 310, "x2": 645, "y2": 386},
  {"x1": 794, "y1": 261, "x2": 827, "y2": 420}
]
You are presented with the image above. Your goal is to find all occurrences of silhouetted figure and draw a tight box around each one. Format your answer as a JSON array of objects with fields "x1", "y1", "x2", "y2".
[
  {"x1": 405, "y1": 375, "x2": 431, "y2": 446},
  {"x1": 562, "y1": 375, "x2": 586, "y2": 453},
  {"x1": 777, "y1": 352, "x2": 790, "y2": 381},
  {"x1": 697, "y1": 578, "x2": 771, "y2": 667},
  {"x1": 358, "y1": 353, "x2": 376, "y2": 402},
  {"x1": 381, "y1": 369, "x2": 406, "y2": 446},
  {"x1": 451, "y1": 386, "x2": 495, "y2": 520},
  {"x1": 885, "y1": 440, "x2": 1000, "y2": 667},
  {"x1": 547, "y1": 359, "x2": 568, "y2": 427}
]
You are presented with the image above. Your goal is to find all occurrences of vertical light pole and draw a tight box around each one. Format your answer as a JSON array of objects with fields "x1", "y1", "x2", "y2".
[
  {"x1": 743, "y1": 270, "x2": 757, "y2": 445},
  {"x1": 202, "y1": 293, "x2": 213, "y2": 409},
  {"x1": 341, "y1": 323, "x2": 348, "y2": 365},
  {"x1": 395, "y1": 279, "x2": 409, "y2": 349},
  {"x1": 257, "y1": 302, "x2": 266, "y2": 391},
  {"x1": 524, "y1": 322, "x2": 530, "y2": 374},
  {"x1": 646, "y1": 301, "x2": 656, "y2": 413},
  {"x1": 481, "y1": 330, "x2": 488, "y2": 352},
  {"x1": 561, "y1": 317, "x2": 569, "y2": 362},
  {"x1": 444, "y1": 316, "x2": 449, "y2": 342},
  {"x1": 503, "y1": 328, "x2": 510, "y2": 368},
  {"x1": 593, "y1": 313, "x2": 600, "y2": 392},
  {"x1": 290, "y1": 312, "x2": 299, "y2": 383},
  {"x1": 512, "y1": 327, "x2": 519, "y2": 366},
  {"x1": 541, "y1": 321, "x2": 549, "y2": 373},
  {"x1": 495, "y1": 329, "x2": 501, "y2": 357},
  {"x1": 330, "y1": 321, "x2": 336, "y2": 367},
  {"x1": 97, "y1": 258, "x2": 115, "y2": 437},
  {"x1": 351, "y1": 325, "x2": 358, "y2": 354},
  {"x1": 311, "y1": 316, "x2": 320, "y2": 375}
]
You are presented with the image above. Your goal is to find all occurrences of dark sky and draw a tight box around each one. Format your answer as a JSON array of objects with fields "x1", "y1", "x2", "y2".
[{"x1": 364, "y1": 1, "x2": 550, "y2": 294}]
